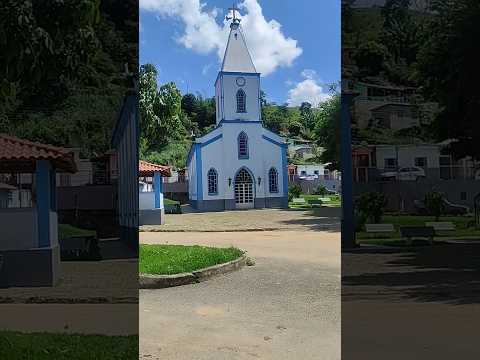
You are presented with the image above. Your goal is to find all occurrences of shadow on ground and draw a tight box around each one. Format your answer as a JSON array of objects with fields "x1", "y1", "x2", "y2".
[
  {"x1": 278, "y1": 207, "x2": 341, "y2": 232},
  {"x1": 343, "y1": 243, "x2": 480, "y2": 305}
]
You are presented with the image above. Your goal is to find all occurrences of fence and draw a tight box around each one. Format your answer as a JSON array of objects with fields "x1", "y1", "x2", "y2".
[{"x1": 353, "y1": 166, "x2": 480, "y2": 183}]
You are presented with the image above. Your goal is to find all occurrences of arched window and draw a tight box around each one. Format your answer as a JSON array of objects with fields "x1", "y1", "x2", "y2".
[
  {"x1": 269, "y1": 167, "x2": 278, "y2": 193},
  {"x1": 207, "y1": 168, "x2": 218, "y2": 195},
  {"x1": 238, "y1": 132, "x2": 249, "y2": 159},
  {"x1": 236, "y1": 89, "x2": 246, "y2": 113}
]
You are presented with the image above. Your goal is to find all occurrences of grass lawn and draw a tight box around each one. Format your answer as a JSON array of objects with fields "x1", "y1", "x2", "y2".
[
  {"x1": 357, "y1": 215, "x2": 480, "y2": 243},
  {"x1": 58, "y1": 224, "x2": 96, "y2": 241},
  {"x1": 140, "y1": 244, "x2": 244, "y2": 275},
  {"x1": 289, "y1": 194, "x2": 341, "y2": 209},
  {"x1": 0, "y1": 331, "x2": 137, "y2": 360},
  {"x1": 163, "y1": 198, "x2": 180, "y2": 206}
]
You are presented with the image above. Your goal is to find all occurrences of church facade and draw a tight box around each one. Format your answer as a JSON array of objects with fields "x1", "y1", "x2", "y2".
[{"x1": 187, "y1": 15, "x2": 288, "y2": 211}]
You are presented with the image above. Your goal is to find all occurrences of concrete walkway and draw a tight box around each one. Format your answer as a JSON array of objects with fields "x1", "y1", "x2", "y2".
[{"x1": 140, "y1": 230, "x2": 340, "y2": 360}]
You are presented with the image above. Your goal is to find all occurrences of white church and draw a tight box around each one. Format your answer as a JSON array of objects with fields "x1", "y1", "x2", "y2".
[{"x1": 187, "y1": 9, "x2": 288, "y2": 211}]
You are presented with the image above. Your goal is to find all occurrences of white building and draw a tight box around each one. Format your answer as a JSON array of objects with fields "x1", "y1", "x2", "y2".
[{"x1": 187, "y1": 13, "x2": 288, "y2": 211}]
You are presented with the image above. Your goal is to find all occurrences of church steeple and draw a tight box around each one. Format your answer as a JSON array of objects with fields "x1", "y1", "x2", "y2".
[{"x1": 221, "y1": 4, "x2": 256, "y2": 73}]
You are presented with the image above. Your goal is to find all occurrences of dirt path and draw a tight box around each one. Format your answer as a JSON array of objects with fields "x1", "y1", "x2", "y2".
[{"x1": 140, "y1": 230, "x2": 340, "y2": 360}]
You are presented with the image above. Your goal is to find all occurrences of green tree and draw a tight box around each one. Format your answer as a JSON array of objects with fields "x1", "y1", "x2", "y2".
[
  {"x1": 314, "y1": 92, "x2": 340, "y2": 170},
  {"x1": 424, "y1": 191, "x2": 445, "y2": 221},
  {"x1": 416, "y1": 0, "x2": 480, "y2": 160},
  {"x1": 355, "y1": 192, "x2": 388, "y2": 224}
]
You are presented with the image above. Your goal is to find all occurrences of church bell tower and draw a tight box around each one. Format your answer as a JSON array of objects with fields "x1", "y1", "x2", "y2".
[{"x1": 215, "y1": 4, "x2": 261, "y2": 125}]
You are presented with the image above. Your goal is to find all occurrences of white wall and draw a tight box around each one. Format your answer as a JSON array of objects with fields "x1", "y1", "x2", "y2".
[
  {"x1": 200, "y1": 123, "x2": 285, "y2": 200},
  {"x1": 296, "y1": 164, "x2": 326, "y2": 176},
  {"x1": 49, "y1": 211, "x2": 58, "y2": 247},
  {"x1": 0, "y1": 208, "x2": 38, "y2": 250},
  {"x1": 188, "y1": 149, "x2": 197, "y2": 200},
  {"x1": 376, "y1": 145, "x2": 441, "y2": 169},
  {"x1": 139, "y1": 192, "x2": 163, "y2": 210},
  {"x1": 219, "y1": 74, "x2": 260, "y2": 121}
]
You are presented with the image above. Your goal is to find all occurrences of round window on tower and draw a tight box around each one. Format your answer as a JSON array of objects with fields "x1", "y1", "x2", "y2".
[{"x1": 236, "y1": 77, "x2": 246, "y2": 87}]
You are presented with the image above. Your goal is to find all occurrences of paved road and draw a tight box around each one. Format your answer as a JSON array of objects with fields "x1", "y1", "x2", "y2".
[{"x1": 140, "y1": 230, "x2": 340, "y2": 360}]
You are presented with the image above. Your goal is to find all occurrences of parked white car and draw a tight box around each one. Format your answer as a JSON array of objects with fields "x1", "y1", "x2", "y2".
[{"x1": 380, "y1": 166, "x2": 426, "y2": 181}]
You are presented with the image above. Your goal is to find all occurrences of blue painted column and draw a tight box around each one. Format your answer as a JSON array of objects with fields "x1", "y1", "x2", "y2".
[
  {"x1": 154, "y1": 171, "x2": 162, "y2": 209},
  {"x1": 36, "y1": 160, "x2": 52, "y2": 248},
  {"x1": 281, "y1": 144, "x2": 289, "y2": 204},
  {"x1": 341, "y1": 92, "x2": 357, "y2": 249}
]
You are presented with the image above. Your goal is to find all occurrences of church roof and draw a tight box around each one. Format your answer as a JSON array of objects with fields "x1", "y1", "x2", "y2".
[{"x1": 221, "y1": 23, "x2": 257, "y2": 73}]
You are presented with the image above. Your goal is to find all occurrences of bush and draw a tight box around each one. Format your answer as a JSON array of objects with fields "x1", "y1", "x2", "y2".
[
  {"x1": 313, "y1": 185, "x2": 328, "y2": 196},
  {"x1": 424, "y1": 191, "x2": 445, "y2": 221},
  {"x1": 288, "y1": 184, "x2": 303, "y2": 202},
  {"x1": 355, "y1": 192, "x2": 387, "y2": 224}
]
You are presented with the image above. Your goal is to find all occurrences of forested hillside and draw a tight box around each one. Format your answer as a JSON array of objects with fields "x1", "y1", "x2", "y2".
[
  {"x1": 0, "y1": 0, "x2": 138, "y2": 157},
  {"x1": 139, "y1": 63, "x2": 340, "y2": 170}
]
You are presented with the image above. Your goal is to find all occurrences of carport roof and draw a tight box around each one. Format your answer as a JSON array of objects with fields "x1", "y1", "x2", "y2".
[{"x1": 139, "y1": 160, "x2": 171, "y2": 177}]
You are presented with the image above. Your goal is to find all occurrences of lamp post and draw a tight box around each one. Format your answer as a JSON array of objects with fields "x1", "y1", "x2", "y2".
[{"x1": 341, "y1": 90, "x2": 359, "y2": 250}]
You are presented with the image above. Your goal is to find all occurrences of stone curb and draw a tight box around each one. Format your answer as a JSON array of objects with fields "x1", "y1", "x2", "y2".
[
  {"x1": 139, "y1": 255, "x2": 247, "y2": 289},
  {"x1": 139, "y1": 225, "x2": 340, "y2": 233}
]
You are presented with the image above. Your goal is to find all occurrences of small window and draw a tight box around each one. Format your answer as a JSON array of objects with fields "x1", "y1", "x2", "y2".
[
  {"x1": 415, "y1": 157, "x2": 427, "y2": 168},
  {"x1": 301, "y1": 170, "x2": 307, "y2": 176},
  {"x1": 314, "y1": 170, "x2": 319, "y2": 175},
  {"x1": 384, "y1": 158, "x2": 397, "y2": 169},
  {"x1": 207, "y1": 168, "x2": 218, "y2": 195},
  {"x1": 269, "y1": 167, "x2": 278, "y2": 193},
  {"x1": 238, "y1": 132, "x2": 248, "y2": 159},
  {"x1": 236, "y1": 89, "x2": 246, "y2": 113}
]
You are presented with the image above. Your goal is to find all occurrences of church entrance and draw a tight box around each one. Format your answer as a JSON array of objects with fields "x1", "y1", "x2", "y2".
[{"x1": 234, "y1": 168, "x2": 254, "y2": 209}]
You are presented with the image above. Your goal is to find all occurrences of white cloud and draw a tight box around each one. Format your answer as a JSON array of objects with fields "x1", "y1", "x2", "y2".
[
  {"x1": 202, "y1": 63, "x2": 213, "y2": 75},
  {"x1": 287, "y1": 70, "x2": 331, "y2": 107},
  {"x1": 140, "y1": 0, "x2": 302, "y2": 76}
]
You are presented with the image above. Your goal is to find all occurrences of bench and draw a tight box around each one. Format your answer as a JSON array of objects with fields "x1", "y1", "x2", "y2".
[
  {"x1": 400, "y1": 226, "x2": 435, "y2": 244},
  {"x1": 425, "y1": 222, "x2": 455, "y2": 232},
  {"x1": 365, "y1": 223, "x2": 395, "y2": 234},
  {"x1": 292, "y1": 198, "x2": 306, "y2": 205},
  {"x1": 308, "y1": 199, "x2": 323, "y2": 207}
]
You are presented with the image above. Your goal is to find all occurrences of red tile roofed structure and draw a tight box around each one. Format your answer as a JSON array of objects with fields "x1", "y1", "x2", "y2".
[
  {"x1": 0, "y1": 134, "x2": 77, "y2": 173},
  {"x1": 139, "y1": 160, "x2": 171, "y2": 177}
]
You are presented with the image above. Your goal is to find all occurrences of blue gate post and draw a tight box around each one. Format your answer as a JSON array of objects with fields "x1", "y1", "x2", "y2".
[
  {"x1": 36, "y1": 160, "x2": 52, "y2": 248},
  {"x1": 341, "y1": 91, "x2": 358, "y2": 249},
  {"x1": 154, "y1": 171, "x2": 162, "y2": 209}
]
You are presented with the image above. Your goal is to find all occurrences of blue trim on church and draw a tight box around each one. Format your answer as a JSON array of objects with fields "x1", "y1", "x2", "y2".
[
  {"x1": 195, "y1": 144, "x2": 203, "y2": 201},
  {"x1": 262, "y1": 135, "x2": 287, "y2": 148},
  {"x1": 215, "y1": 71, "x2": 260, "y2": 87}
]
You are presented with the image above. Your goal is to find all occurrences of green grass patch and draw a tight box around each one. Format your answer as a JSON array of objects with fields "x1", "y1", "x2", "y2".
[
  {"x1": 139, "y1": 244, "x2": 244, "y2": 275},
  {"x1": 58, "y1": 224, "x2": 96, "y2": 240},
  {"x1": 0, "y1": 331, "x2": 137, "y2": 360},
  {"x1": 163, "y1": 198, "x2": 180, "y2": 206},
  {"x1": 357, "y1": 215, "x2": 480, "y2": 241},
  {"x1": 289, "y1": 194, "x2": 341, "y2": 208}
]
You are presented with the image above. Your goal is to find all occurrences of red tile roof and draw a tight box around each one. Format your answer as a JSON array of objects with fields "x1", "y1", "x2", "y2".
[
  {"x1": 0, "y1": 134, "x2": 77, "y2": 173},
  {"x1": 139, "y1": 160, "x2": 171, "y2": 177}
]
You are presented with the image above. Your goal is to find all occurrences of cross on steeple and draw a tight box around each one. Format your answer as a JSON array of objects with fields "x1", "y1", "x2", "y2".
[{"x1": 226, "y1": 3, "x2": 241, "y2": 26}]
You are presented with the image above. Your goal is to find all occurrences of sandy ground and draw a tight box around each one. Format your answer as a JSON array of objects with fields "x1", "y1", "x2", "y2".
[
  {"x1": 141, "y1": 207, "x2": 341, "y2": 232},
  {"x1": 342, "y1": 244, "x2": 480, "y2": 359},
  {"x1": 0, "y1": 304, "x2": 138, "y2": 335},
  {"x1": 140, "y1": 230, "x2": 341, "y2": 360}
]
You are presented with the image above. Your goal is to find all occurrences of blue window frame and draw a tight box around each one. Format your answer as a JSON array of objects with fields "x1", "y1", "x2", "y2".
[
  {"x1": 238, "y1": 132, "x2": 249, "y2": 159},
  {"x1": 207, "y1": 168, "x2": 218, "y2": 195},
  {"x1": 269, "y1": 167, "x2": 279, "y2": 193},
  {"x1": 236, "y1": 89, "x2": 246, "y2": 113}
]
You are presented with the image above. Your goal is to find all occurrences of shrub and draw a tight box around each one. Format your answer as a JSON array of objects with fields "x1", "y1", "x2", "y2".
[
  {"x1": 313, "y1": 185, "x2": 328, "y2": 196},
  {"x1": 424, "y1": 191, "x2": 445, "y2": 221},
  {"x1": 288, "y1": 184, "x2": 303, "y2": 202},
  {"x1": 355, "y1": 192, "x2": 387, "y2": 224}
]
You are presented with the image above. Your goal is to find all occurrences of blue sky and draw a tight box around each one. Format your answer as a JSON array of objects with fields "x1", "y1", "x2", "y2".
[{"x1": 139, "y1": 0, "x2": 340, "y2": 106}]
